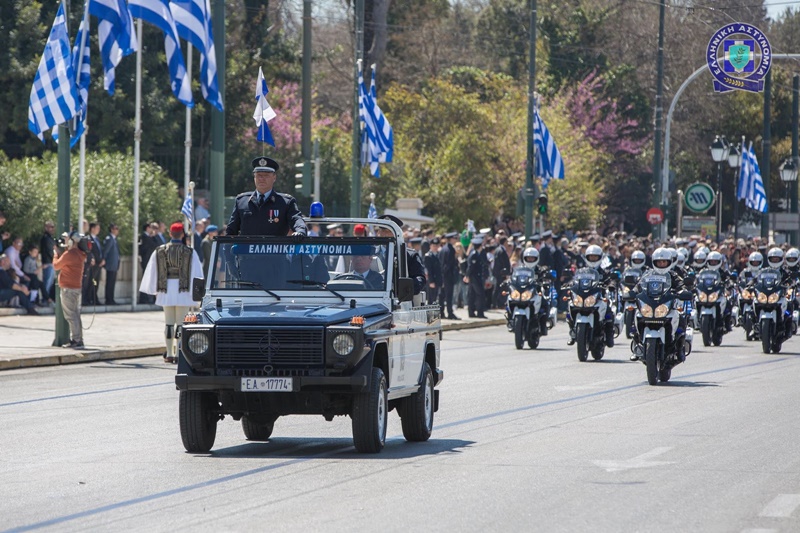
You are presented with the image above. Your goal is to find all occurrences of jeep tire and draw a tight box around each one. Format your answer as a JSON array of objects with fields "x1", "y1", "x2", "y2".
[
  {"x1": 401, "y1": 362, "x2": 434, "y2": 442},
  {"x1": 352, "y1": 367, "x2": 388, "y2": 453},
  {"x1": 179, "y1": 391, "x2": 218, "y2": 453},
  {"x1": 242, "y1": 415, "x2": 276, "y2": 441}
]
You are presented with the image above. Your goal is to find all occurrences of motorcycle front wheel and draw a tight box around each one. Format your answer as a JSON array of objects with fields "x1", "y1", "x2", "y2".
[
  {"x1": 514, "y1": 317, "x2": 526, "y2": 350},
  {"x1": 761, "y1": 318, "x2": 773, "y2": 354},
  {"x1": 576, "y1": 323, "x2": 590, "y2": 362},
  {"x1": 645, "y1": 339, "x2": 659, "y2": 386},
  {"x1": 700, "y1": 315, "x2": 712, "y2": 347}
]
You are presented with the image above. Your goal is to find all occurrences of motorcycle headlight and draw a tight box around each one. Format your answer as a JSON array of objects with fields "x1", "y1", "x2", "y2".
[
  {"x1": 510, "y1": 289, "x2": 521, "y2": 300},
  {"x1": 741, "y1": 289, "x2": 753, "y2": 300},
  {"x1": 621, "y1": 287, "x2": 630, "y2": 297},
  {"x1": 640, "y1": 303, "x2": 653, "y2": 317},
  {"x1": 584, "y1": 295, "x2": 597, "y2": 307},
  {"x1": 654, "y1": 304, "x2": 671, "y2": 318},
  {"x1": 768, "y1": 292, "x2": 780, "y2": 304},
  {"x1": 572, "y1": 294, "x2": 584, "y2": 306},
  {"x1": 708, "y1": 292, "x2": 719, "y2": 303},
  {"x1": 187, "y1": 331, "x2": 210, "y2": 355},
  {"x1": 332, "y1": 333, "x2": 355, "y2": 356},
  {"x1": 698, "y1": 292, "x2": 708, "y2": 302},
  {"x1": 757, "y1": 292, "x2": 768, "y2": 304},
  {"x1": 521, "y1": 290, "x2": 533, "y2": 302}
]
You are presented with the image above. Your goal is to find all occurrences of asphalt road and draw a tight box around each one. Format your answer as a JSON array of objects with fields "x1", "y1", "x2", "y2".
[{"x1": 1, "y1": 324, "x2": 799, "y2": 532}]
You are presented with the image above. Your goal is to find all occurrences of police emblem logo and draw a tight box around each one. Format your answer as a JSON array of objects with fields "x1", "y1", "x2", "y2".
[
  {"x1": 259, "y1": 158, "x2": 268, "y2": 167},
  {"x1": 706, "y1": 23, "x2": 771, "y2": 93}
]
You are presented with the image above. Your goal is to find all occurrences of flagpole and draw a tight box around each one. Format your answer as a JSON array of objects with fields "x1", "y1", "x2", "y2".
[
  {"x1": 132, "y1": 18, "x2": 143, "y2": 310},
  {"x1": 77, "y1": 0, "x2": 90, "y2": 232},
  {"x1": 184, "y1": 42, "x2": 193, "y2": 209},
  {"x1": 189, "y1": 181, "x2": 195, "y2": 250},
  {"x1": 734, "y1": 134, "x2": 744, "y2": 241}
]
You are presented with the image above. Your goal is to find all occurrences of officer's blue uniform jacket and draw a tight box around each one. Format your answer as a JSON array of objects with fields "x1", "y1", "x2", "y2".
[{"x1": 226, "y1": 190, "x2": 307, "y2": 237}]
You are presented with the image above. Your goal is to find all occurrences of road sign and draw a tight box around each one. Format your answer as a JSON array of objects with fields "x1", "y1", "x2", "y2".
[
  {"x1": 647, "y1": 207, "x2": 664, "y2": 225},
  {"x1": 681, "y1": 216, "x2": 716, "y2": 238},
  {"x1": 684, "y1": 182, "x2": 716, "y2": 213}
]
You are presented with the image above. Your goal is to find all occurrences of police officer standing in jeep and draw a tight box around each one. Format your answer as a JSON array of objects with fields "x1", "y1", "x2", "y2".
[{"x1": 226, "y1": 156, "x2": 308, "y2": 239}]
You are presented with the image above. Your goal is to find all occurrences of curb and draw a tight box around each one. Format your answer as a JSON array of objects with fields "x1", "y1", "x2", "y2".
[{"x1": 0, "y1": 318, "x2": 505, "y2": 372}]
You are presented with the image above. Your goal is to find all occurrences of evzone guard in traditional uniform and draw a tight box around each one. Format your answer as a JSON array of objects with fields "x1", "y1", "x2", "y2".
[{"x1": 140, "y1": 222, "x2": 203, "y2": 363}]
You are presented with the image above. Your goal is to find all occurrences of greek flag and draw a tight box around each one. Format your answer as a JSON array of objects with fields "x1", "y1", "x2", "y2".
[
  {"x1": 170, "y1": 0, "x2": 223, "y2": 110},
  {"x1": 27, "y1": 5, "x2": 81, "y2": 142},
  {"x1": 737, "y1": 143, "x2": 768, "y2": 213},
  {"x1": 129, "y1": 0, "x2": 194, "y2": 107},
  {"x1": 533, "y1": 106, "x2": 565, "y2": 189},
  {"x1": 368, "y1": 200, "x2": 378, "y2": 219},
  {"x1": 89, "y1": 0, "x2": 138, "y2": 94},
  {"x1": 181, "y1": 194, "x2": 193, "y2": 220},
  {"x1": 253, "y1": 67, "x2": 276, "y2": 146},
  {"x1": 53, "y1": 14, "x2": 92, "y2": 147},
  {"x1": 358, "y1": 62, "x2": 393, "y2": 178}
]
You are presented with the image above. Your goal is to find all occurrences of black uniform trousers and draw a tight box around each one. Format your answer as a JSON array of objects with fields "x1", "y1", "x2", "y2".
[
  {"x1": 439, "y1": 280, "x2": 455, "y2": 317},
  {"x1": 468, "y1": 280, "x2": 486, "y2": 316}
]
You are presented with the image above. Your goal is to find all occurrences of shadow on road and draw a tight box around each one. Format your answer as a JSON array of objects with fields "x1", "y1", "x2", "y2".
[
  {"x1": 90, "y1": 360, "x2": 174, "y2": 371},
  {"x1": 209, "y1": 437, "x2": 474, "y2": 459},
  {"x1": 660, "y1": 381, "x2": 719, "y2": 388}
]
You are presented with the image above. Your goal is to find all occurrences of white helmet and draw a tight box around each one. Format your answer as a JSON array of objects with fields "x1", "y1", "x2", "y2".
[
  {"x1": 651, "y1": 247, "x2": 674, "y2": 275},
  {"x1": 522, "y1": 247, "x2": 539, "y2": 267},
  {"x1": 747, "y1": 251, "x2": 763, "y2": 273},
  {"x1": 699, "y1": 246, "x2": 711, "y2": 257},
  {"x1": 693, "y1": 250, "x2": 708, "y2": 269},
  {"x1": 706, "y1": 251, "x2": 724, "y2": 271},
  {"x1": 676, "y1": 249, "x2": 688, "y2": 267},
  {"x1": 583, "y1": 245, "x2": 603, "y2": 269},
  {"x1": 786, "y1": 248, "x2": 800, "y2": 268},
  {"x1": 766, "y1": 247, "x2": 785, "y2": 269},
  {"x1": 630, "y1": 250, "x2": 646, "y2": 268}
]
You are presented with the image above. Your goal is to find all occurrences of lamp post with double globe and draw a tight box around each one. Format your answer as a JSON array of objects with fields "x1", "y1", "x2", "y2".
[
  {"x1": 780, "y1": 158, "x2": 798, "y2": 244},
  {"x1": 710, "y1": 135, "x2": 730, "y2": 243}
]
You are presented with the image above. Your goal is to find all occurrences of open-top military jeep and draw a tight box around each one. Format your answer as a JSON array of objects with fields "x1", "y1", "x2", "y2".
[{"x1": 176, "y1": 217, "x2": 443, "y2": 453}]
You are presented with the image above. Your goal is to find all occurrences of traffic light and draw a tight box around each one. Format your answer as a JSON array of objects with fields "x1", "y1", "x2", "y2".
[{"x1": 537, "y1": 193, "x2": 548, "y2": 215}]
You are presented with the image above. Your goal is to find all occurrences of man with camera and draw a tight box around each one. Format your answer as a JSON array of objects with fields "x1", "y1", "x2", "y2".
[{"x1": 53, "y1": 232, "x2": 88, "y2": 348}]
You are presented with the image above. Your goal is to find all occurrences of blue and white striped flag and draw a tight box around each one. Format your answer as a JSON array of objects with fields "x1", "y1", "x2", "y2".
[
  {"x1": 358, "y1": 62, "x2": 393, "y2": 178},
  {"x1": 170, "y1": 0, "x2": 223, "y2": 110},
  {"x1": 53, "y1": 13, "x2": 92, "y2": 147},
  {"x1": 129, "y1": 0, "x2": 194, "y2": 107},
  {"x1": 27, "y1": 5, "x2": 82, "y2": 142},
  {"x1": 253, "y1": 67, "x2": 276, "y2": 146},
  {"x1": 89, "y1": 0, "x2": 138, "y2": 94},
  {"x1": 368, "y1": 200, "x2": 378, "y2": 219},
  {"x1": 737, "y1": 143, "x2": 768, "y2": 213},
  {"x1": 533, "y1": 106, "x2": 565, "y2": 189},
  {"x1": 181, "y1": 194, "x2": 193, "y2": 220}
]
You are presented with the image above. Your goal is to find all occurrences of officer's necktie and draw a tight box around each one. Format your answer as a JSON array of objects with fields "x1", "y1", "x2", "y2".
[{"x1": 258, "y1": 194, "x2": 265, "y2": 207}]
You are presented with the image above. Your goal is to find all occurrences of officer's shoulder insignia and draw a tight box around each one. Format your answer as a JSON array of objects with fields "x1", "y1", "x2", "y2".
[{"x1": 236, "y1": 191, "x2": 252, "y2": 198}]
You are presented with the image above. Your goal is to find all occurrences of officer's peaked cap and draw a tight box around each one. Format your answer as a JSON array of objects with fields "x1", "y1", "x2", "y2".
[{"x1": 252, "y1": 156, "x2": 279, "y2": 173}]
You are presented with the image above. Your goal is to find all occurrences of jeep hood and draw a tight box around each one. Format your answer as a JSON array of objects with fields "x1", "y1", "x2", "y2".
[{"x1": 202, "y1": 302, "x2": 389, "y2": 326}]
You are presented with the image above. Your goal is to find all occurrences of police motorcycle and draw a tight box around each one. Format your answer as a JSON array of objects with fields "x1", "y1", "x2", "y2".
[
  {"x1": 504, "y1": 248, "x2": 555, "y2": 349},
  {"x1": 753, "y1": 248, "x2": 794, "y2": 354},
  {"x1": 618, "y1": 251, "x2": 646, "y2": 339},
  {"x1": 633, "y1": 250, "x2": 693, "y2": 385},
  {"x1": 785, "y1": 248, "x2": 800, "y2": 331},
  {"x1": 688, "y1": 250, "x2": 708, "y2": 329},
  {"x1": 695, "y1": 252, "x2": 730, "y2": 347},
  {"x1": 736, "y1": 252, "x2": 763, "y2": 341},
  {"x1": 567, "y1": 245, "x2": 617, "y2": 362}
]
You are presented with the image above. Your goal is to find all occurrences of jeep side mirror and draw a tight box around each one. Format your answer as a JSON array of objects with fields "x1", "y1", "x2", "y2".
[
  {"x1": 396, "y1": 277, "x2": 414, "y2": 302},
  {"x1": 192, "y1": 277, "x2": 206, "y2": 301}
]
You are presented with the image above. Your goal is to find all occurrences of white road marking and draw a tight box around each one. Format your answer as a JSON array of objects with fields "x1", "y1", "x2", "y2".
[
  {"x1": 555, "y1": 380, "x2": 620, "y2": 391},
  {"x1": 593, "y1": 447, "x2": 674, "y2": 472},
  {"x1": 759, "y1": 494, "x2": 800, "y2": 518}
]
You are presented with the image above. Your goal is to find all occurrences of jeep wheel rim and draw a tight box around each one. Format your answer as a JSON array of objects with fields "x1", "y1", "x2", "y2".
[{"x1": 378, "y1": 381, "x2": 386, "y2": 440}]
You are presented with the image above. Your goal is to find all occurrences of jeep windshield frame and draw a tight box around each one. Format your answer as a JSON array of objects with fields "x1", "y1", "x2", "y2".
[{"x1": 206, "y1": 235, "x2": 396, "y2": 297}]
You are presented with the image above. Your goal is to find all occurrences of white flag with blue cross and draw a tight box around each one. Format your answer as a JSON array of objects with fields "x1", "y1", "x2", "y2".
[{"x1": 253, "y1": 67, "x2": 276, "y2": 146}]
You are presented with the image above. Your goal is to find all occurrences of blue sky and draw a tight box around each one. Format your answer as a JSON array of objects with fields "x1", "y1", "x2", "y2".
[{"x1": 765, "y1": 0, "x2": 799, "y2": 19}]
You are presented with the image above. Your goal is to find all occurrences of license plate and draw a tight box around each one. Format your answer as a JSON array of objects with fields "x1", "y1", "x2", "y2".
[{"x1": 241, "y1": 377, "x2": 293, "y2": 392}]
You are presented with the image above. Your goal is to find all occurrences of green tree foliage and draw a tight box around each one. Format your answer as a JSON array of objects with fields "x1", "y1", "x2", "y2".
[{"x1": 0, "y1": 151, "x2": 179, "y2": 253}]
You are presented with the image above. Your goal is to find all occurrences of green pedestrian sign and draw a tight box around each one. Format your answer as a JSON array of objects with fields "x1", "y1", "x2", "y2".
[{"x1": 684, "y1": 182, "x2": 716, "y2": 213}]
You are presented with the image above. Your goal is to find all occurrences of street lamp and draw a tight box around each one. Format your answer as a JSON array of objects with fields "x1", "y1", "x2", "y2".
[
  {"x1": 780, "y1": 157, "x2": 798, "y2": 209},
  {"x1": 710, "y1": 135, "x2": 730, "y2": 242},
  {"x1": 727, "y1": 143, "x2": 742, "y2": 241}
]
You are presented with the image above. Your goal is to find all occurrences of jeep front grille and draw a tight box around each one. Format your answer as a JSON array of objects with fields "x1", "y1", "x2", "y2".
[{"x1": 215, "y1": 327, "x2": 324, "y2": 368}]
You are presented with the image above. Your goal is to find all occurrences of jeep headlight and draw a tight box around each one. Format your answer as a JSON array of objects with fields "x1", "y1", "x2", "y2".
[
  {"x1": 521, "y1": 290, "x2": 533, "y2": 302},
  {"x1": 768, "y1": 292, "x2": 780, "y2": 304},
  {"x1": 640, "y1": 303, "x2": 653, "y2": 317},
  {"x1": 708, "y1": 292, "x2": 719, "y2": 303},
  {"x1": 572, "y1": 294, "x2": 584, "y2": 306},
  {"x1": 187, "y1": 331, "x2": 210, "y2": 355},
  {"x1": 757, "y1": 292, "x2": 768, "y2": 304},
  {"x1": 332, "y1": 333, "x2": 355, "y2": 356},
  {"x1": 654, "y1": 304, "x2": 671, "y2": 318},
  {"x1": 510, "y1": 289, "x2": 521, "y2": 300},
  {"x1": 584, "y1": 295, "x2": 597, "y2": 307}
]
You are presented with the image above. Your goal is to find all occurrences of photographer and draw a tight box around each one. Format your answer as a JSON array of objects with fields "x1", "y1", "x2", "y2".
[{"x1": 53, "y1": 232, "x2": 87, "y2": 349}]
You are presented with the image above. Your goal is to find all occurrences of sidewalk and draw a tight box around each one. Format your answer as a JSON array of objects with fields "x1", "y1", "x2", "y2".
[{"x1": 0, "y1": 306, "x2": 506, "y2": 371}]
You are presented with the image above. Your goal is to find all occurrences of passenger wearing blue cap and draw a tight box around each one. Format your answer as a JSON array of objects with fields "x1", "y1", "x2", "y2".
[
  {"x1": 201, "y1": 225, "x2": 219, "y2": 278},
  {"x1": 226, "y1": 156, "x2": 307, "y2": 239}
]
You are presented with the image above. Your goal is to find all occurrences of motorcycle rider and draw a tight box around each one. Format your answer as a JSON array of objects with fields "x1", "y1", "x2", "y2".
[
  {"x1": 630, "y1": 247, "x2": 688, "y2": 361},
  {"x1": 505, "y1": 247, "x2": 552, "y2": 334},
  {"x1": 704, "y1": 250, "x2": 733, "y2": 331},
  {"x1": 692, "y1": 250, "x2": 708, "y2": 272},
  {"x1": 567, "y1": 244, "x2": 616, "y2": 348},
  {"x1": 741, "y1": 251, "x2": 764, "y2": 286},
  {"x1": 763, "y1": 247, "x2": 794, "y2": 339},
  {"x1": 629, "y1": 250, "x2": 647, "y2": 269}
]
